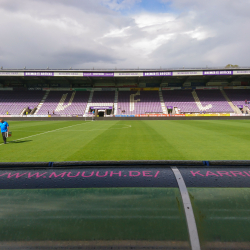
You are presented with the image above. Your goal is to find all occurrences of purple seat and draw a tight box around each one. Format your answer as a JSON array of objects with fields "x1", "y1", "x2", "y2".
[
  {"x1": 0, "y1": 91, "x2": 44, "y2": 115},
  {"x1": 162, "y1": 89, "x2": 234, "y2": 113},
  {"x1": 196, "y1": 90, "x2": 233, "y2": 113},
  {"x1": 92, "y1": 91, "x2": 115, "y2": 104},
  {"x1": 117, "y1": 91, "x2": 162, "y2": 115},
  {"x1": 162, "y1": 90, "x2": 199, "y2": 113},
  {"x1": 37, "y1": 91, "x2": 90, "y2": 115},
  {"x1": 224, "y1": 89, "x2": 250, "y2": 109}
]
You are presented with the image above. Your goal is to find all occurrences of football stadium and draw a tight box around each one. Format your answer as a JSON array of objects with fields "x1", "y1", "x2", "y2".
[
  {"x1": 0, "y1": 67, "x2": 250, "y2": 250},
  {"x1": 1, "y1": 68, "x2": 250, "y2": 162}
]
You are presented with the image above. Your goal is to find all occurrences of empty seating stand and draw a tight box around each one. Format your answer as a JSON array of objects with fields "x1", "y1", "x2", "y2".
[
  {"x1": 162, "y1": 90, "x2": 234, "y2": 113},
  {"x1": 91, "y1": 91, "x2": 115, "y2": 105},
  {"x1": 162, "y1": 90, "x2": 199, "y2": 113},
  {"x1": 224, "y1": 89, "x2": 250, "y2": 109},
  {"x1": 36, "y1": 91, "x2": 90, "y2": 115},
  {"x1": 117, "y1": 91, "x2": 162, "y2": 115},
  {"x1": 196, "y1": 90, "x2": 234, "y2": 113},
  {"x1": 0, "y1": 91, "x2": 44, "y2": 115},
  {"x1": 0, "y1": 89, "x2": 245, "y2": 116}
]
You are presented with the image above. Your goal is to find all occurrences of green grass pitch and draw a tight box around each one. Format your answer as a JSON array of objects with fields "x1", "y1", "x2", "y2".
[{"x1": 1, "y1": 119, "x2": 250, "y2": 162}]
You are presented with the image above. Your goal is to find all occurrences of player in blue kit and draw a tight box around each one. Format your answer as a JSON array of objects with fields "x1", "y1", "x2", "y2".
[{"x1": 0, "y1": 119, "x2": 9, "y2": 144}]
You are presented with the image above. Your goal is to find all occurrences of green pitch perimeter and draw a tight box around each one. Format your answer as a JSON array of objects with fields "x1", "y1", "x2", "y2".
[{"x1": 1, "y1": 119, "x2": 250, "y2": 162}]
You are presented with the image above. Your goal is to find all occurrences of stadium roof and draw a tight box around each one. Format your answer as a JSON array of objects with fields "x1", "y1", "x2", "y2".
[
  {"x1": 0, "y1": 67, "x2": 250, "y2": 87},
  {"x1": 1, "y1": 66, "x2": 250, "y2": 71}
]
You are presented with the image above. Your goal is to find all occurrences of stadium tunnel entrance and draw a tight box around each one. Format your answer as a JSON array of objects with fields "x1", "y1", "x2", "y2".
[
  {"x1": 90, "y1": 106, "x2": 113, "y2": 117},
  {"x1": 98, "y1": 109, "x2": 105, "y2": 117}
]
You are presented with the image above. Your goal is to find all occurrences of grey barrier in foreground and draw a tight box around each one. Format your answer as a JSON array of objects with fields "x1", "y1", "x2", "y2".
[{"x1": 0, "y1": 160, "x2": 250, "y2": 250}]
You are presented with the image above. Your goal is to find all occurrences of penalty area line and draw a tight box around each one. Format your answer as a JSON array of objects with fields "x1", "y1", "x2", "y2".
[{"x1": 0, "y1": 121, "x2": 92, "y2": 146}]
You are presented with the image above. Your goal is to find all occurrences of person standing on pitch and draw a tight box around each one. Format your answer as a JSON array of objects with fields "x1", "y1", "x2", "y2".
[{"x1": 0, "y1": 119, "x2": 9, "y2": 144}]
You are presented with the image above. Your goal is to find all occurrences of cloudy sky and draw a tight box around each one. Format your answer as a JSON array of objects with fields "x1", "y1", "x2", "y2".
[{"x1": 0, "y1": 0, "x2": 249, "y2": 69}]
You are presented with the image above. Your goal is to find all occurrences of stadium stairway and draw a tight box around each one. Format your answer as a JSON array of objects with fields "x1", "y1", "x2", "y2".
[
  {"x1": 243, "y1": 106, "x2": 250, "y2": 114},
  {"x1": 192, "y1": 90, "x2": 212, "y2": 111},
  {"x1": 159, "y1": 89, "x2": 168, "y2": 114},
  {"x1": 20, "y1": 107, "x2": 27, "y2": 115},
  {"x1": 114, "y1": 90, "x2": 118, "y2": 115},
  {"x1": 34, "y1": 90, "x2": 50, "y2": 115},
  {"x1": 55, "y1": 91, "x2": 76, "y2": 112},
  {"x1": 129, "y1": 91, "x2": 140, "y2": 112},
  {"x1": 220, "y1": 89, "x2": 241, "y2": 114},
  {"x1": 84, "y1": 89, "x2": 94, "y2": 115}
]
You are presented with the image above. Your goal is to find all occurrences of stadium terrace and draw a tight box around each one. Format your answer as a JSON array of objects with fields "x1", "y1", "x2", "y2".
[
  {"x1": 0, "y1": 68, "x2": 250, "y2": 117},
  {"x1": 1, "y1": 68, "x2": 250, "y2": 250}
]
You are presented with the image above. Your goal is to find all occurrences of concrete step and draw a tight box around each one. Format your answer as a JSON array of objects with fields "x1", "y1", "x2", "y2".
[
  {"x1": 114, "y1": 90, "x2": 118, "y2": 115},
  {"x1": 220, "y1": 89, "x2": 241, "y2": 114},
  {"x1": 192, "y1": 90, "x2": 212, "y2": 111},
  {"x1": 55, "y1": 92, "x2": 76, "y2": 112},
  {"x1": 85, "y1": 90, "x2": 94, "y2": 114},
  {"x1": 159, "y1": 89, "x2": 167, "y2": 114},
  {"x1": 34, "y1": 91, "x2": 50, "y2": 115}
]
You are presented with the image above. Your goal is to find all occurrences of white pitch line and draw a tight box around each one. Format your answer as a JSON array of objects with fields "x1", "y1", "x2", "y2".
[
  {"x1": 0, "y1": 121, "x2": 92, "y2": 146},
  {"x1": 12, "y1": 125, "x2": 132, "y2": 133}
]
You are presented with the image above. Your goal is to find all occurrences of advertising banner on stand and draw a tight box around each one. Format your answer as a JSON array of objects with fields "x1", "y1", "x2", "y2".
[
  {"x1": 143, "y1": 72, "x2": 172, "y2": 77},
  {"x1": 203, "y1": 71, "x2": 233, "y2": 75},
  {"x1": 233, "y1": 70, "x2": 250, "y2": 75},
  {"x1": 162, "y1": 87, "x2": 181, "y2": 90},
  {"x1": 24, "y1": 72, "x2": 54, "y2": 77},
  {"x1": 115, "y1": 72, "x2": 143, "y2": 77},
  {"x1": 143, "y1": 88, "x2": 159, "y2": 91},
  {"x1": 185, "y1": 114, "x2": 231, "y2": 117},
  {"x1": 54, "y1": 72, "x2": 82, "y2": 77},
  {"x1": 0, "y1": 88, "x2": 13, "y2": 90},
  {"x1": 135, "y1": 114, "x2": 170, "y2": 117},
  {"x1": 74, "y1": 88, "x2": 92, "y2": 91},
  {"x1": 0, "y1": 72, "x2": 24, "y2": 76},
  {"x1": 196, "y1": 87, "x2": 219, "y2": 90},
  {"x1": 83, "y1": 73, "x2": 114, "y2": 77},
  {"x1": 173, "y1": 71, "x2": 202, "y2": 76},
  {"x1": 115, "y1": 115, "x2": 135, "y2": 117},
  {"x1": 43, "y1": 88, "x2": 73, "y2": 91},
  {"x1": 90, "y1": 106, "x2": 113, "y2": 110},
  {"x1": 118, "y1": 88, "x2": 131, "y2": 91},
  {"x1": 130, "y1": 88, "x2": 143, "y2": 91}
]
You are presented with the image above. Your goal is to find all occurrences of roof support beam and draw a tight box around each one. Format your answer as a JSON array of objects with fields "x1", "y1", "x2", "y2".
[
  {"x1": 181, "y1": 76, "x2": 190, "y2": 85},
  {"x1": 227, "y1": 76, "x2": 240, "y2": 83},
  {"x1": 113, "y1": 77, "x2": 117, "y2": 87},
  {"x1": 63, "y1": 77, "x2": 72, "y2": 86},
  {"x1": 39, "y1": 77, "x2": 51, "y2": 87},
  {"x1": 205, "y1": 76, "x2": 216, "y2": 84},
  {"x1": 87, "y1": 77, "x2": 94, "y2": 87},
  {"x1": 161, "y1": 76, "x2": 166, "y2": 84}
]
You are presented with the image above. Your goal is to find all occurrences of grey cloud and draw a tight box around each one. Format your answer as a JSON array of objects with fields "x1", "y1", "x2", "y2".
[
  {"x1": 0, "y1": 0, "x2": 250, "y2": 69},
  {"x1": 150, "y1": 35, "x2": 220, "y2": 67},
  {"x1": 53, "y1": 49, "x2": 121, "y2": 66},
  {"x1": 148, "y1": 0, "x2": 250, "y2": 67},
  {"x1": 0, "y1": 0, "x2": 111, "y2": 14},
  {"x1": 102, "y1": 0, "x2": 142, "y2": 11}
]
